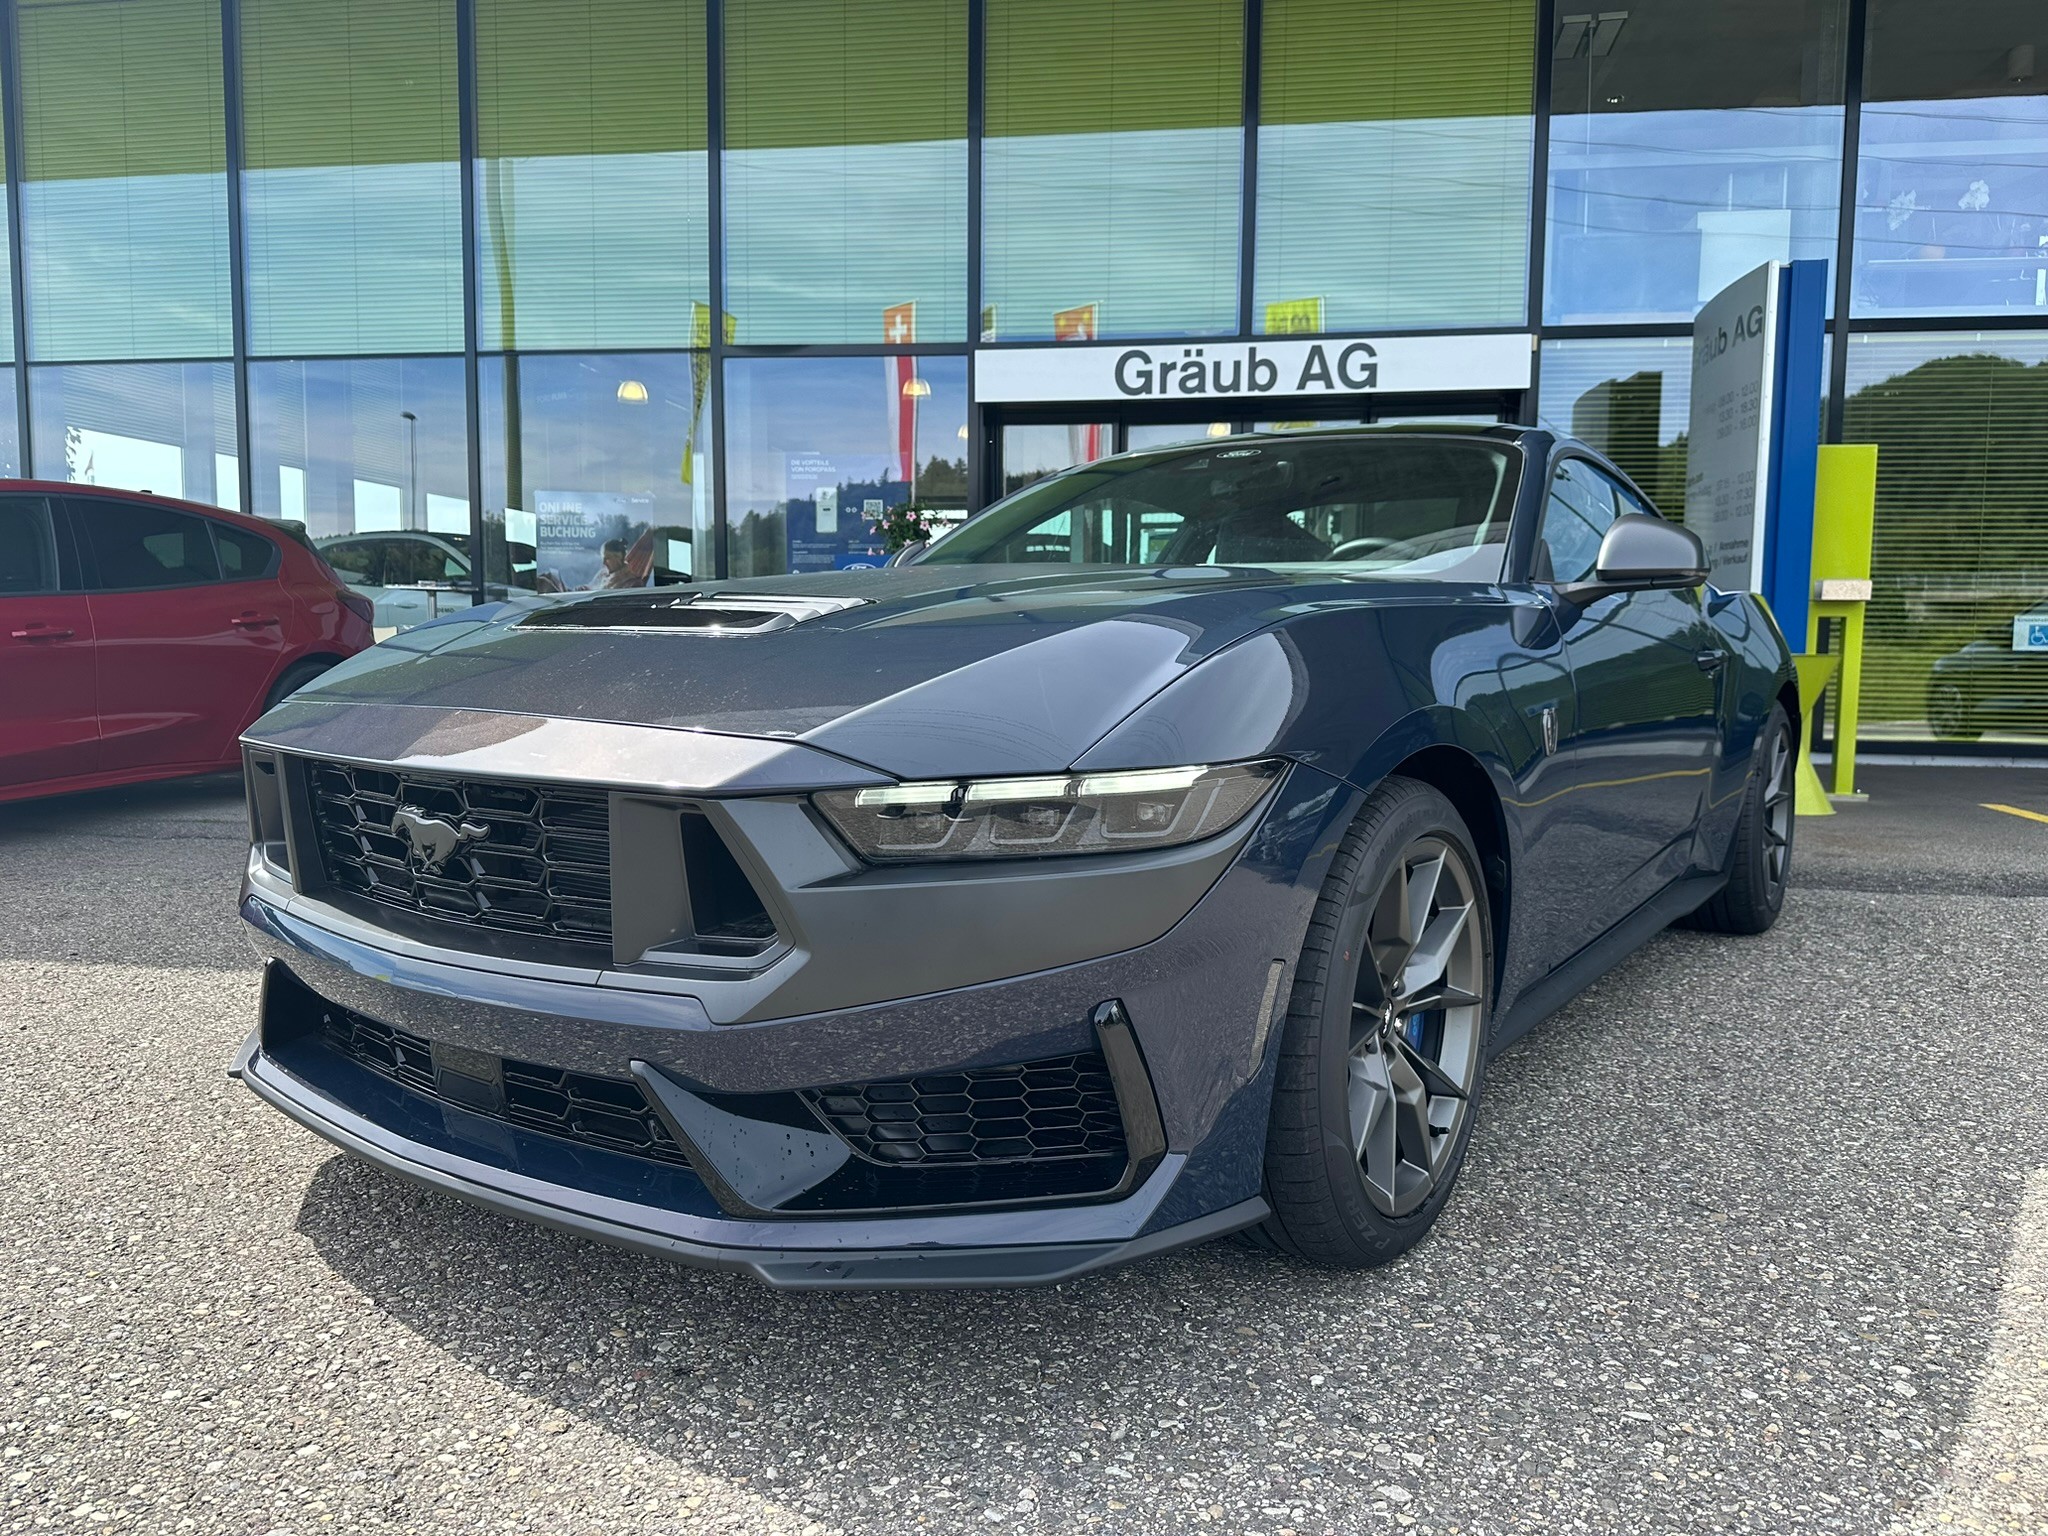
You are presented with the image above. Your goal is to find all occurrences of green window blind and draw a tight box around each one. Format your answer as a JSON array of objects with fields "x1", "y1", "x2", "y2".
[
  {"x1": 724, "y1": 0, "x2": 966, "y2": 343},
  {"x1": 476, "y1": 0, "x2": 708, "y2": 350},
  {"x1": 241, "y1": 0, "x2": 462, "y2": 355},
  {"x1": 1257, "y1": 0, "x2": 1532, "y2": 333},
  {"x1": 19, "y1": 0, "x2": 229, "y2": 361},
  {"x1": 1841, "y1": 335, "x2": 2048, "y2": 742},
  {"x1": 983, "y1": 0, "x2": 1242, "y2": 341}
]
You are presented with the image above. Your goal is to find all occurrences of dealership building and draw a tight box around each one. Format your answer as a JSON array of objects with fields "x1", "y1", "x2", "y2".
[{"x1": 0, "y1": 0, "x2": 2043, "y2": 741}]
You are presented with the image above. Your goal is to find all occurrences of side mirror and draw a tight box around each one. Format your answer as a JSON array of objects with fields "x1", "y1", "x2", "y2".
[{"x1": 1554, "y1": 514, "x2": 1707, "y2": 605}]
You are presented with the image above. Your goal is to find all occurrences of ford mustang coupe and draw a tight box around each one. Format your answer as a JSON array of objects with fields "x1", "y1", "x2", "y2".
[{"x1": 230, "y1": 426, "x2": 1796, "y2": 1288}]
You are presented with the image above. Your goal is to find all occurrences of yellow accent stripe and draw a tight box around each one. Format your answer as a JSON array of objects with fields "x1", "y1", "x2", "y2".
[{"x1": 1983, "y1": 802, "x2": 2048, "y2": 827}]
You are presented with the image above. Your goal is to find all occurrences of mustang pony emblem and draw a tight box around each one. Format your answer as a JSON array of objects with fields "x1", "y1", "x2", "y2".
[{"x1": 390, "y1": 805, "x2": 488, "y2": 875}]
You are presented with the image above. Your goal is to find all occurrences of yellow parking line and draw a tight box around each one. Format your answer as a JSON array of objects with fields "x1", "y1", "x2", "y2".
[{"x1": 1982, "y1": 802, "x2": 2048, "y2": 826}]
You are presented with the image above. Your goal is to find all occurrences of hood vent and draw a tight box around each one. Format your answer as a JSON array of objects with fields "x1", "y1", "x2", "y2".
[{"x1": 518, "y1": 591, "x2": 867, "y2": 634}]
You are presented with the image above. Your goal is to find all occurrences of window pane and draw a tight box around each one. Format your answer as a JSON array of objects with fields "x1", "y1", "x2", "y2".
[
  {"x1": 214, "y1": 521, "x2": 278, "y2": 580},
  {"x1": 1000, "y1": 422, "x2": 1113, "y2": 495},
  {"x1": 1545, "y1": 0, "x2": 1846, "y2": 325},
  {"x1": 19, "y1": 0, "x2": 230, "y2": 360},
  {"x1": 1841, "y1": 333, "x2": 2048, "y2": 741},
  {"x1": 1853, "y1": 1, "x2": 2048, "y2": 317},
  {"x1": 476, "y1": 0, "x2": 708, "y2": 349},
  {"x1": 724, "y1": 355, "x2": 968, "y2": 577},
  {"x1": 30, "y1": 362, "x2": 236, "y2": 503},
  {"x1": 0, "y1": 498, "x2": 57, "y2": 594},
  {"x1": 1538, "y1": 460, "x2": 1619, "y2": 582},
  {"x1": 725, "y1": 0, "x2": 965, "y2": 344},
  {"x1": 242, "y1": 0, "x2": 463, "y2": 354},
  {"x1": 0, "y1": 376, "x2": 21, "y2": 474},
  {"x1": 1537, "y1": 337, "x2": 1694, "y2": 514},
  {"x1": 1258, "y1": 0, "x2": 1531, "y2": 332},
  {"x1": 249, "y1": 358, "x2": 469, "y2": 550},
  {"x1": 984, "y1": 0, "x2": 1241, "y2": 341},
  {"x1": 77, "y1": 498, "x2": 222, "y2": 588},
  {"x1": 480, "y1": 353, "x2": 713, "y2": 596}
]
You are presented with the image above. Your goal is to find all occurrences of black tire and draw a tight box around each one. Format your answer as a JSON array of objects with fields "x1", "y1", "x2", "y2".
[
  {"x1": 1253, "y1": 776, "x2": 1492, "y2": 1269},
  {"x1": 261, "y1": 658, "x2": 334, "y2": 716},
  {"x1": 1683, "y1": 704, "x2": 1794, "y2": 935},
  {"x1": 1927, "y1": 681, "x2": 1981, "y2": 742}
]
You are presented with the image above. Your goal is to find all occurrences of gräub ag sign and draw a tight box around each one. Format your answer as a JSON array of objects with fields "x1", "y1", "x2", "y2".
[{"x1": 974, "y1": 332, "x2": 1532, "y2": 404}]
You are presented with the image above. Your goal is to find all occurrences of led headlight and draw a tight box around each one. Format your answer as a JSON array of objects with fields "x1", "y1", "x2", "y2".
[{"x1": 813, "y1": 760, "x2": 1283, "y2": 864}]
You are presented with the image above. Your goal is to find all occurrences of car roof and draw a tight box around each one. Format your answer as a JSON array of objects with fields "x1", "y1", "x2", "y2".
[{"x1": 0, "y1": 477, "x2": 298, "y2": 541}]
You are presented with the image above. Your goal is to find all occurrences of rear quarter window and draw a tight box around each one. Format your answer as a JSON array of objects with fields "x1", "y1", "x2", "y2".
[{"x1": 213, "y1": 521, "x2": 280, "y2": 581}]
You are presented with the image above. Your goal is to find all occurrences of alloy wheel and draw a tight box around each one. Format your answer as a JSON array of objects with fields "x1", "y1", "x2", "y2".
[
  {"x1": 1761, "y1": 727, "x2": 1793, "y2": 896},
  {"x1": 1346, "y1": 836, "x2": 1485, "y2": 1218}
]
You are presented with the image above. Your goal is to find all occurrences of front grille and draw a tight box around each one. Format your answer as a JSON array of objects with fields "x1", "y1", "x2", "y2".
[
  {"x1": 319, "y1": 1005, "x2": 691, "y2": 1167},
  {"x1": 804, "y1": 1054, "x2": 1127, "y2": 1167},
  {"x1": 308, "y1": 762, "x2": 611, "y2": 949}
]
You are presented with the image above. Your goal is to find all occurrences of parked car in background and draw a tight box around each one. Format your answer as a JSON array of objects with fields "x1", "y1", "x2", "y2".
[
  {"x1": 317, "y1": 528, "x2": 692, "y2": 634},
  {"x1": 0, "y1": 482, "x2": 372, "y2": 803},
  {"x1": 316, "y1": 530, "x2": 483, "y2": 633},
  {"x1": 1927, "y1": 600, "x2": 2048, "y2": 739}
]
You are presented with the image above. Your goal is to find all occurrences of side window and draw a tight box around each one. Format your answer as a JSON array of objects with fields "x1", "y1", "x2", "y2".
[
  {"x1": 319, "y1": 539, "x2": 378, "y2": 584},
  {"x1": 213, "y1": 522, "x2": 280, "y2": 581},
  {"x1": 0, "y1": 496, "x2": 59, "y2": 596},
  {"x1": 1536, "y1": 459, "x2": 1619, "y2": 585},
  {"x1": 74, "y1": 498, "x2": 222, "y2": 590}
]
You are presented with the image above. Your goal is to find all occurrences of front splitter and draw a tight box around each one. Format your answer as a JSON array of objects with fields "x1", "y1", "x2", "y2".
[{"x1": 230, "y1": 1031, "x2": 1267, "y2": 1290}]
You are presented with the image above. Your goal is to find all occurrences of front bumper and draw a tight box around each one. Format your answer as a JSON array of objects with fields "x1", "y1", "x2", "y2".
[{"x1": 231, "y1": 756, "x2": 1363, "y2": 1287}]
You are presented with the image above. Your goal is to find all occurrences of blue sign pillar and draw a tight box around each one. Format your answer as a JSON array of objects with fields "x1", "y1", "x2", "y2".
[{"x1": 1759, "y1": 258, "x2": 1828, "y2": 648}]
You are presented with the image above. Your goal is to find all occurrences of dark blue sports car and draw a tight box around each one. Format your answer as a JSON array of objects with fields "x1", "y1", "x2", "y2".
[{"x1": 231, "y1": 425, "x2": 1797, "y2": 1287}]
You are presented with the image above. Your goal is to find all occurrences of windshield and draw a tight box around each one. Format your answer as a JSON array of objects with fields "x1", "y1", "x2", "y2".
[{"x1": 919, "y1": 434, "x2": 1520, "y2": 580}]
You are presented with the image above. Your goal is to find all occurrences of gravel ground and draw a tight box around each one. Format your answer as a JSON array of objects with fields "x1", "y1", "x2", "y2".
[{"x1": 3, "y1": 771, "x2": 2045, "y2": 1536}]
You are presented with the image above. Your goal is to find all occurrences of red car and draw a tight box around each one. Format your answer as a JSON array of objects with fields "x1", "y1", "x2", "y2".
[{"x1": 0, "y1": 481, "x2": 374, "y2": 804}]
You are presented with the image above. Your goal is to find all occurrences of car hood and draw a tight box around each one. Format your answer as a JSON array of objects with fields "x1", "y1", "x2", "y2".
[{"x1": 284, "y1": 565, "x2": 1432, "y2": 780}]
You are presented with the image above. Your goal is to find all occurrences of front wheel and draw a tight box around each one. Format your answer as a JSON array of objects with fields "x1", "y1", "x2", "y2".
[{"x1": 1254, "y1": 777, "x2": 1492, "y2": 1268}]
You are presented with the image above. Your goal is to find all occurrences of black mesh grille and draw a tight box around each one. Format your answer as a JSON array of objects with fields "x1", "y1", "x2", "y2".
[
  {"x1": 318, "y1": 1005, "x2": 691, "y2": 1167},
  {"x1": 804, "y1": 1054, "x2": 1127, "y2": 1168},
  {"x1": 308, "y1": 762, "x2": 611, "y2": 949}
]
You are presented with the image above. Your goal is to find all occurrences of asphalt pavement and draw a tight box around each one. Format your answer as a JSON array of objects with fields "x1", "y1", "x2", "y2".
[{"x1": 3, "y1": 765, "x2": 2045, "y2": 1535}]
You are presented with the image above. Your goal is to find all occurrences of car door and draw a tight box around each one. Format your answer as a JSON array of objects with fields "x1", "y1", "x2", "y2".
[
  {"x1": 74, "y1": 495, "x2": 287, "y2": 773},
  {"x1": 0, "y1": 493, "x2": 98, "y2": 791},
  {"x1": 1534, "y1": 456, "x2": 1723, "y2": 947}
]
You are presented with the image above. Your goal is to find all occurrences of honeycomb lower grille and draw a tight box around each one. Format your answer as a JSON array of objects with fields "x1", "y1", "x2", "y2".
[
  {"x1": 308, "y1": 762, "x2": 611, "y2": 949},
  {"x1": 804, "y1": 1054, "x2": 1127, "y2": 1168},
  {"x1": 319, "y1": 1005, "x2": 691, "y2": 1167}
]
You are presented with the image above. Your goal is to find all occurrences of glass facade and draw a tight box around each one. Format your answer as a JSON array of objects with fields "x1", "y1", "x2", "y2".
[
  {"x1": 983, "y1": 0, "x2": 1242, "y2": 341},
  {"x1": 0, "y1": 0, "x2": 2037, "y2": 741},
  {"x1": 1259, "y1": 0, "x2": 1532, "y2": 332},
  {"x1": 241, "y1": 0, "x2": 464, "y2": 355},
  {"x1": 1546, "y1": 0, "x2": 1847, "y2": 325},
  {"x1": 724, "y1": 355, "x2": 967, "y2": 576},
  {"x1": 726, "y1": 0, "x2": 965, "y2": 344}
]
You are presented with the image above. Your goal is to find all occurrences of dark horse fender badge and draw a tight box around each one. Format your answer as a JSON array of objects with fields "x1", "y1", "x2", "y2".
[{"x1": 391, "y1": 806, "x2": 489, "y2": 875}]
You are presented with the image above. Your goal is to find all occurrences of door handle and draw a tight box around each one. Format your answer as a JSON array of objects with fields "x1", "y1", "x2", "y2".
[
  {"x1": 1694, "y1": 649, "x2": 1728, "y2": 673},
  {"x1": 230, "y1": 613, "x2": 281, "y2": 630},
  {"x1": 9, "y1": 623, "x2": 75, "y2": 641}
]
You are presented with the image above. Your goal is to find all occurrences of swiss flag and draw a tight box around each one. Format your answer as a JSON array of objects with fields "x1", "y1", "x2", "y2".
[
  {"x1": 884, "y1": 302, "x2": 917, "y2": 485},
  {"x1": 1055, "y1": 304, "x2": 1102, "y2": 461}
]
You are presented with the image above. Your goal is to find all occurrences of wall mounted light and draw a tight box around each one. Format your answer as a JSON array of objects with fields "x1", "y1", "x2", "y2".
[
  {"x1": 901, "y1": 377, "x2": 931, "y2": 398},
  {"x1": 616, "y1": 379, "x2": 649, "y2": 403}
]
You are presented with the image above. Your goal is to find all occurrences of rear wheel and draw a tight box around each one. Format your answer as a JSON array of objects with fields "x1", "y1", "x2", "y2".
[
  {"x1": 261, "y1": 658, "x2": 334, "y2": 716},
  {"x1": 1684, "y1": 704, "x2": 1793, "y2": 935},
  {"x1": 1254, "y1": 777, "x2": 1491, "y2": 1268}
]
